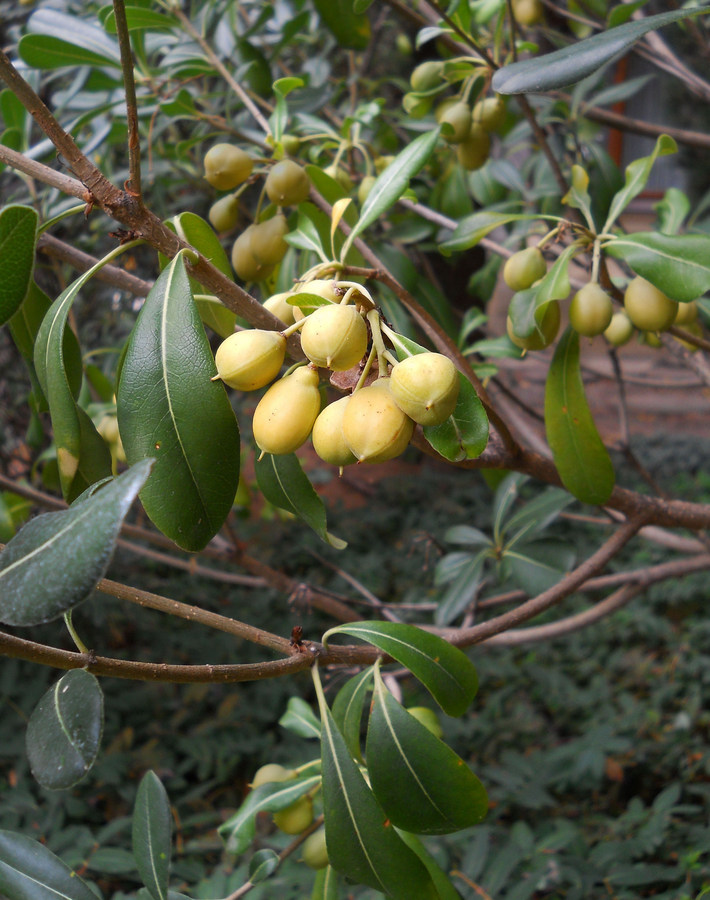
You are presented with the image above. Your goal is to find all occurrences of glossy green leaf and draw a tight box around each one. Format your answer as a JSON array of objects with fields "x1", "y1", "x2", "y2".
[
  {"x1": 278, "y1": 696, "x2": 321, "y2": 740},
  {"x1": 423, "y1": 376, "x2": 489, "y2": 462},
  {"x1": 0, "y1": 831, "x2": 98, "y2": 900},
  {"x1": 344, "y1": 129, "x2": 440, "y2": 256},
  {"x1": 314, "y1": 682, "x2": 437, "y2": 899},
  {"x1": 602, "y1": 134, "x2": 677, "y2": 231},
  {"x1": 544, "y1": 328, "x2": 615, "y2": 506},
  {"x1": 20, "y1": 9, "x2": 121, "y2": 69},
  {"x1": 312, "y1": 0, "x2": 371, "y2": 49},
  {"x1": 604, "y1": 232, "x2": 710, "y2": 303},
  {"x1": 508, "y1": 244, "x2": 577, "y2": 340},
  {"x1": 311, "y1": 866, "x2": 341, "y2": 900},
  {"x1": 26, "y1": 669, "x2": 103, "y2": 790},
  {"x1": 492, "y1": 7, "x2": 710, "y2": 94},
  {"x1": 502, "y1": 487, "x2": 574, "y2": 548},
  {"x1": 248, "y1": 849, "x2": 279, "y2": 883},
  {"x1": 255, "y1": 453, "x2": 346, "y2": 549},
  {"x1": 506, "y1": 540, "x2": 576, "y2": 595},
  {"x1": 439, "y1": 211, "x2": 549, "y2": 253},
  {"x1": 103, "y1": 6, "x2": 179, "y2": 32},
  {"x1": 0, "y1": 493, "x2": 31, "y2": 543},
  {"x1": 435, "y1": 550, "x2": 488, "y2": 626},
  {"x1": 133, "y1": 771, "x2": 172, "y2": 900},
  {"x1": 117, "y1": 253, "x2": 240, "y2": 551},
  {"x1": 322, "y1": 622, "x2": 478, "y2": 716},
  {"x1": 367, "y1": 667, "x2": 488, "y2": 834},
  {"x1": 0, "y1": 205, "x2": 37, "y2": 326},
  {"x1": 218, "y1": 776, "x2": 321, "y2": 855},
  {"x1": 397, "y1": 831, "x2": 464, "y2": 900},
  {"x1": 270, "y1": 77, "x2": 305, "y2": 142},
  {"x1": 194, "y1": 296, "x2": 237, "y2": 339},
  {"x1": 0, "y1": 459, "x2": 152, "y2": 626},
  {"x1": 331, "y1": 666, "x2": 374, "y2": 762},
  {"x1": 654, "y1": 188, "x2": 690, "y2": 236},
  {"x1": 284, "y1": 206, "x2": 328, "y2": 260},
  {"x1": 169, "y1": 211, "x2": 233, "y2": 281},
  {"x1": 443, "y1": 525, "x2": 491, "y2": 548}
]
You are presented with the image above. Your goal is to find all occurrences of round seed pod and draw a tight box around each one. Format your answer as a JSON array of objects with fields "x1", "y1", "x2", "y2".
[
  {"x1": 208, "y1": 194, "x2": 239, "y2": 232},
  {"x1": 471, "y1": 96, "x2": 506, "y2": 132},
  {"x1": 250, "y1": 763, "x2": 297, "y2": 788},
  {"x1": 358, "y1": 174, "x2": 377, "y2": 206},
  {"x1": 342, "y1": 378, "x2": 415, "y2": 463},
  {"x1": 290, "y1": 279, "x2": 343, "y2": 321},
  {"x1": 624, "y1": 276, "x2": 678, "y2": 332},
  {"x1": 263, "y1": 291, "x2": 296, "y2": 326},
  {"x1": 250, "y1": 214, "x2": 289, "y2": 265},
  {"x1": 389, "y1": 352, "x2": 459, "y2": 426},
  {"x1": 312, "y1": 397, "x2": 357, "y2": 468},
  {"x1": 231, "y1": 226, "x2": 273, "y2": 282},
  {"x1": 265, "y1": 160, "x2": 310, "y2": 206},
  {"x1": 439, "y1": 101, "x2": 471, "y2": 144},
  {"x1": 674, "y1": 300, "x2": 698, "y2": 326},
  {"x1": 456, "y1": 125, "x2": 490, "y2": 171},
  {"x1": 506, "y1": 300, "x2": 560, "y2": 351},
  {"x1": 215, "y1": 330, "x2": 286, "y2": 391},
  {"x1": 410, "y1": 60, "x2": 444, "y2": 92},
  {"x1": 503, "y1": 247, "x2": 547, "y2": 292},
  {"x1": 204, "y1": 144, "x2": 253, "y2": 191},
  {"x1": 568, "y1": 283, "x2": 613, "y2": 337},
  {"x1": 300, "y1": 304, "x2": 368, "y2": 371},
  {"x1": 301, "y1": 827, "x2": 329, "y2": 870},
  {"x1": 604, "y1": 311, "x2": 634, "y2": 347},
  {"x1": 252, "y1": 366, "x2": 321, "y2": 455},
  {"x1": 273, "y1": 795, "x2": 313, "y2": 835}
]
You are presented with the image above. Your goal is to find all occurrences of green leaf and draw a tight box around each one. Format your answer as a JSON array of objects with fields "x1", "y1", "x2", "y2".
[
  {"x1": 270, "y1": 77, "x2": 305, "y2": 142},
  {"x1": 312, "y1": 0, "x2": 371, "y2": 49},
  {"x1": 26, "y1": 669, "x2": 103, "y2": 790},
  {"x1": 315, "y1": 685, "x2": 437, "y2": 899},
  {"x1": 20, "y1": 9, "x2": 121, "y2": 69},
  {"x1": 168, "y1": 211, "x2": 233, "y2": 281},
  {"x1": 604, "y1": 232, "x2": 710, "y2": 303},
  {"x1": 344, "y1": 129, "x2": 440, "y2": 256},
  {"x1": 423, "y1": 375, "x2": 489, "y2": 462},
  {"x1": 254, "y1": 453, "x2": 346, "y2": 549},
  {"x1": 397, "y1": 831, "x2": 464, "y2": 900},
  {"x1": 117, "y1": 253, "x2": 241, "y2": 551},
  {"x1": 562, "y1": 165, "x2": 594, "y2": 229},
  {"x1": 0, "y1": 460, "x2": 152, "y2": 626},
  {"x1": 0, "y1": 205, "x2": 37, "y2": 326},
  {"x1": 322, "y1": 622, "x2": 478, "y2": 716},
  {"x1": 502, "y1": 487, "x2": 574, "y2": 548},
  {"x1": 367, "y1": 667, "x2": 488, "y2": 834},
  {"x1": 331, "y1": 666, "x2": 374, "y2": 762},
  {"x1": 103, "y1": 6, "x2": 179, "y2": 32},
  {"x1": 435, "y1": 550, "x2": 488, "y2": 626},
  {"x1": 248, "y1": 849, "x2": 279, "y2": 883},
  {"x1": 506, "y1": 540, "x2": 576, "y2": 595},
  {"x1": 544, "y1": 327, "x2": 615, "y2": 506},
  {"x1": 492, "y1": 6, "x2": 710, "y2": 94},
  {"x1": 602, "y1": 134, "x2": 677, "y2": 231},
  {"x1": 279, "y1": 696, "x2": 321, "y2": 740},
  {"x1": 654, "y1": 188, "x2": 690, "y2": 236},
  {"x1": 311, "y1": 866, "x2": 341, "y2": 900},
  {"x1": 133, "y1": 771, "x2": 172, "y2": 900},
  {"x1": 194, "y1": 296, "x2": 237, "y2": 339},
  {"x1": 284, "y1": 205, "x2": 329, "y2": 261},
  {"x1": 0, "y1": 831, "x2": 98, "y2": 900},
  {"x1": 219, "y1": 776, "x2": 321, "y2": 855},
  {"x1": 492, "y1": 473, "x2": 528, "y2": 544},
  {"x1": 443, "y1": 525, "x2": 491, "y2": 548},
  {"x1": 439, "y1": 211, "x2": 550, "y2": 253},
  {"x1": 507, "y1": 244, "x2": 577, "y2": 340}
]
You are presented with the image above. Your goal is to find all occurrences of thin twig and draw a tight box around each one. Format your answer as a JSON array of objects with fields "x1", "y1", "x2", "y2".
[
  {"x1": 113, "y1": 0, "x2": 143, "y2": 200},
  {"x1": 0, "y1": 143, "x2": 90, "y2": 200}
]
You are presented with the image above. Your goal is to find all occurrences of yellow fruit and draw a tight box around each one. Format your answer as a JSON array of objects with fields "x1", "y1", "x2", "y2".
[
  {"x1": 503, "y1": 247, "x2": 547, "y2": 292},
  {"x1": 674, "y1": 300, "x2": 698, "y2": 326},
  {"x1": 406, "y1": 706, "x2": 444, "y2": 740},
  {"x1": 311, "y1": 397, "x2": 357, "y2": 468},
  {"x1": 281, "y1": 133, "x2": 301, "y2": 155},
  {"x1": 439, "y1": 101, "x2": 471, "y2": 144},
  {"x1": 624, "y1": 276, "x2": 678, "y2": 332},
  {"x1": 301, "y1": 827, "x2": 329, "y2": 870},
  {"x1": 472, "y1": 96, "x2": 506, "y2": 132},
  {"x1": 97, "y1": 414, "x2": 120, "y2": 444},
  {"x1": 568, "y1": 283, "x2": 613, "y2": 337},
  {"x1": 263, "y1": 292, "x2": 296, "y2": 326},
  {"x1": 512, "y1": 0, "x2": 544, "y2": 26},
  {"x1": 273, "y1": 795, "x2": 313, "y2": 835},
  {"x1": 389, "y1": 353, "x2": 459, "y2": 426},
  {"x1": 204, "y1": 144, "x2": 253, "y2": 191},
  {"x1": 265, "y1": 160, "x2": 310, "y2": 205},
  {"x1": 410, "y1": 60, "x2": 444, "y2": 92},
  {"x1": 231, "y1": 226, "x2": 273, "y2": 282},
  {"x1": 604, "y1": 311, "x2": 634, "y2": 347},
  {"x1": 456, "y1": 125, "x2": 490, "y2": 171},
  {"x1": 207, "y1": 194, "x2": 239, "y2": 232},
  {"x1": 290, "y1": 279, "x2": 342, "y2": 320},
  {"x1": 506, "y1": 300, "x2": 560, "y2": 351},
  {"x1": 214, "y1": 330, "x2": 286, "y2": 391},
  {"x1": 324, "y1": 163, "x2": 354, "y2": 193},
  {"x1": 252, "y1": 366, "x2": 321, "y2": 455},
  {"x1": 250, "y1": 214, "x2": 289, "y2": 265},
  {"x1": 358, "y1": 174, "x2": 377, "y2": 206},
  {"x1": 300, "y1": 304, "x2": 368, "y2": 371},
  {"x1": 342, "y1": 379, "x2": 415, "y2": 463},
  {"x1": 251, "y1": 763, "x2": 297, "y2": 788}
]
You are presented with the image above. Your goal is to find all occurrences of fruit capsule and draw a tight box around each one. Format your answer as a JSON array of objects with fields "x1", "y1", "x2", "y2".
[
  {"x1": 263, "y1": 291, "x2": 296, "y2": 326},
  {"x1": 342, "y1": 378, "x2": 415, "y2": 463},
  {"x1": 214, "y1": 329, "x2": 286, "y2": 391},
  {"x1": 204, "y1": 144, "x2": 253, "y2": 191},
  {"x1": 252, "y1": 366, "x2": 321, "y2": 455},
  {"x1": 231, "y1": 226, "x2": 273, "y2": 282},
  {"x1": 273, "y1": 795, "x2": 313, "y2": 835},
  {"x1": 604, "y1": 311, "x2": 634, "y2": 347},
  {"x1": 311, "y1": 397, "x2": 357, "y2": 468},
  {"x1": 568, "y1": 283, "x2": 613, "y2": 337},
  {"x1": 456, "y1": 125, "x2": 490, "y2": 171},
  {"x1": 389, "y1": 352, "x2": 459, "y2": 426},
  {"x1": 300, "y1": 304, "x2": 368, "y2": 371},
  {"x1": 472, "y1": 96, "x2": 506, "y2": 132},
  {"x1": 506, "y1": 300, "x2": 560, "y2": 351},
  {"x1": 358, "y1": 174, "x2": 377, "y2": 206},
  {"x1": 250, "y1": 763, "x2": 297, "y2": 788},
  {"x1": 250, "y1": 214, "x2": 289, "y2": 265},
  {"x1": 503, "y1": 247, "x2": 547, "y2": 292},
  {"x1": 265, "y1": 159, "x2": 310, "y2": 206},
  {"x1": 207, "y1": 194, "x2": 239, "y2": 232},
  {"x1": 512, "y1": 0, "x2": 544, "y2": 26},
  {"x1": 624, "y1": 276, "x2": 678, "y2": 332},
  {"x1": 674, "y1": 300, "x2": 698, "y2": 326},
  {"x1": 290, "y1": 278, "x2": 343, "y2": 320},
  {"x1": 409, "y1": 60, "x2": 444, "y2": 92},
  {"x1": 301, "y1": 827, "x2": 329, "y2": 870},
  {"x1": 406, "y1": 706, "x2": 444, "y2": 740},
  {"x1": 438, "y1": 100, "x2": 471, "y2": 144}
]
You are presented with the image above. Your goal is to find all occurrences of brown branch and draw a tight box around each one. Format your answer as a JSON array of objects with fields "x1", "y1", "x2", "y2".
[
  {"x1": 0, "y1": 143, "x2": 90, "y2": 200},
  {"x1": 113, "y1": 0, "x2": 142, "y2": 200}
]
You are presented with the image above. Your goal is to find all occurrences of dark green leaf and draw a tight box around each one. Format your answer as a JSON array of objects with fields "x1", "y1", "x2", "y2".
[
  {"x1": 103, "y1": 6, "x2": 179, "y2": 32},
  {"x1": 270, "y1": 77, "x2": 304, "y2": 142},
  {"x1": 311, "y1": 866, "x2": 341, "y2": 900},
  {"x1": 117, "y1": 253, "x2": 240, "y2": 551},
  {"x1": 492, "y1": 473, "x2": 527, "y2": 543},
  {"x1": 195, "y1": 296, "x2": 237, "y2": 339},
  {"x1": 397, "y1": 831, "x2": 464, "y2": 900},
  {"x1": 322, "y1": 622, "x2": 478, "y2": 716},
  {"x1": 312, "y1": 0, "x2": 371, "y2": 49},
  {"x1": 443, "y1": 525, "x2": 491, "y2": 548},
  {"x1": 0, "y1": 831, "x2": 98, "y2": 900},
  {"x1": 544, "y1": 328, "x2": 615, "y2": 505},
  {"x1": 133, "y1": 771, "x2": 172, "y2": 900},
  {"x1": 0, "y1": 460, "x2": 152, "y2": 626},
  {"x1": 26, "y1": 669, "x2": 103, "y2": 790},
  {"x1": 169, "y1": 211, "x2": 233, "y2": 281},
  {"x1": 20, "y1": 9, "x2": 121, "y2": 69},
  {"x1": 502, "y1": 487, "x2": 574, "y2": 548},
  {"x1": 367, "y1": 667, "x2": 488, "y2": 834},
  {"x1": 255, "y1": 453, "x2": 346, "y2": 549},
  {"x1": 435, "y1": 550, "x2": 488, "y2": 626},
  {"x1": 604, "y1": 232, "x2": 710, "y2": 302},
  {"x1": 506, "y1": 540, "x2": 576, "y2": 595},
  {"x1": 331, "y1": 666, "x2": 374, "y2": 762},
  {"x1": 654, "y1": 188, "x2": 690, "y2": 236},
  {"x1": 278, "y1": 696, "x2": 321, "y2": 740},
  {"x1": 248, "y1": 849, "x2": 279, "y2": 883},
  {"x1": 284, "y1": 205, "x2": 328, "y2": 260},
  {"x1": 492, "y1": 7, "x2": 710, "y2": 94},
  {"x1": 423, "y1": 375, "x2": 489, "y2": 462},
  {"x1": 0, "y1": 205, "x2": 37, "y2": 326},
  {"x1": 602, "y1": 135, "x2": 677, "y2": 230}
]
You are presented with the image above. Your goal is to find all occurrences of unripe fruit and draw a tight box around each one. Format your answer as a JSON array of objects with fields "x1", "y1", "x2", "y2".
[
  {"x1": 291, "y1": 279, "x2": 342, "y2": 320},
  {"x1": 342, "y1": 379, "x2": 415, "y2": 463},
  {"x1": 358, "y1": 174, "x2": 377, "y2": 206},
  {"x1": 281, "y1": 133, "x2": 300, "y2": 155},
  {"x1": 512, "y1": 0, "x2": 544, "y2": 26},
  {"x1": 568, "y1": 283, "x2": 613, "y2": 337},
  {"x1": 439, "y1": 101, "x2": 471, "y2": 144},
  {"x1": 456, "y1": 125, "x2": 490, "y2": 171},
  {"x1": 265, "y1": 160, "x2": 310, "y2": 206},
  {"x1": 215, "y1": 329, "x2": 286, "y2": 391},
  {"x1": 472, "y1": 96, "x2": 506, "y2": 132},
  {"x1": 641, "y1": 330, "x2": 662, "y2": 348},
  {"x1": 273, "y1": 795, "x2": 313, "y2": 835},
  {"x1": 251, "y1": 763, "x2": 297, "y2": 788},
  {"x1": 503, "y1": 247, "x2": 547, "y2": 292},
  {"x1": 312, "y1": 397, "x2": 357, "y2": 468},
  {"x1": 301, "y1": 827, "x2": 329, "y2": 870},
  {"x1": 208, "y1": 194, "x2": 239, "y2": 232},
  {"x1": 410, "y1": 60, "x2": 443, "y2": 92},
  {"x1": 204, "y1": 144, "x2": 253, "y2": 191},
  {"x1": 374, "y1": 155, "x2": 395, "y2": 174},
  {"x1": 674, "y1": 300, "x2": 698, "y2": 326},
  {"x1": 506, "y1": 300, "x2": 560, "y2": 351},
  {"x1": 324, "y1": 163, "x2": 354, "y2": 193},
  {"x1": 300, "y1": 304, "x2": 368, "y2": 371},
  {"x1": 624, "y1": 276, "x2": 678, "y2": 332},
  {"x1": 263, "y1": 292, "x2": 296, "y2": 326},
  {"x1": 252, "y1": 366, "x2": 321, "y2": 455},
  {"x1": 231, "y1": 226, "x2": 273, "y2": 282},
  {"x1": 604, "y1": 311, "x2": 634, "y2": 347},
  {"x1": 389, "y1": 353, "x2": 459, "y2": 426},
  {"x1": 406, "y1": 706, "x2": 444, "y2": 740},
  {"x1": 250, "y1": 214, "x2": 289, "y2": 265}
]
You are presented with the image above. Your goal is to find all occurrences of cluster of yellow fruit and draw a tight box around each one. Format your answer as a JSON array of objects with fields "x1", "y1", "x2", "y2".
[
  {"x1": 503, "y1": 246, "x2": 703, "y2": 351},
  {"x1": 214, "y1": 278, "x2": 460, "y2": 466},
  {"x1": 250, "y1": 764, "x2": 328, "y2": 870}
]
